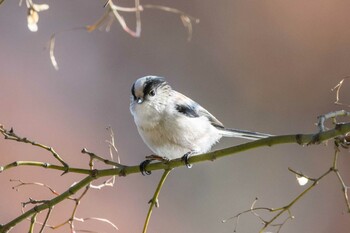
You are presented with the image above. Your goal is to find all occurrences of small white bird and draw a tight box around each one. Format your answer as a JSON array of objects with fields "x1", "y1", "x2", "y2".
[{"x1": 130, "y1": 76, "x2": 271, "y2": 174}]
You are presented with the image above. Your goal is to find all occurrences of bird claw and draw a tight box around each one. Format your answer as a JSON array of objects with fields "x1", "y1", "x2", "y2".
[
  {"x1": 181, "y1": 151, "x2": 193, "y2": 168},
  {"x1": 140, "y1": 160, "x2": 152, "y2": 176},
  {"x1": 140, "y1": 154, "x2": 170, "y2": 175}
]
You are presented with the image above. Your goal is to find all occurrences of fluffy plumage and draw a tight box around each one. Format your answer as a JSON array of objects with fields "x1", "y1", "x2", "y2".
[{"x1": 130, "y1": 76, "x2": 271, "y2": 160}]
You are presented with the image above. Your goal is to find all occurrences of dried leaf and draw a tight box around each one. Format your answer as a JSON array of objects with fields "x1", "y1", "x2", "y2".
[
  {"x1": 180, "y1": 15, "x2": 192, "y2": 41},
  {"x1": 74, "y1": 217, "x2": 118, "y2": 231},
  {"x1": 296, "y1": 175, "x2": 308, "y2": 186},
  {"x1": 33, "y1": 3, "x2": 49, "y2": 12},
  {"x1": 49, "y1": 34, "x2": 59, "y2": 70},
  {"x1": 27, "y1": 10, "x2": 39, "y2": 32}
]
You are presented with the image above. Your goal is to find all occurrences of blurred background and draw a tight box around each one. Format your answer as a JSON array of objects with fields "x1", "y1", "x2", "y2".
[{"x1": 0, "y1": 0, "x2": 350, "y2": 232}]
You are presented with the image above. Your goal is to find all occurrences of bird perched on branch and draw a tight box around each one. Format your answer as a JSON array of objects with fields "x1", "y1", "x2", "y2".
[{"x1": 130, "y1": 76, "x2": 271, "y2": 174}]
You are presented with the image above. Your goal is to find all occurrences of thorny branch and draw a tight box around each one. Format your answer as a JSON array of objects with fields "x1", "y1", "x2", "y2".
[{"x1": 1, "y1": 110, "x2": 350, "y2": 232}]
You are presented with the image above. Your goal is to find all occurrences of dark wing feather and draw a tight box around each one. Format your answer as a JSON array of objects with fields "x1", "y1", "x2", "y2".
[{"x1": 174, "y1": 91, "x2": 225, "y2": 128}]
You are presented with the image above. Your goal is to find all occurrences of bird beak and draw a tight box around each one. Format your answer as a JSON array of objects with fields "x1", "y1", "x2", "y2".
[{"x1": 137, "y1": 97, "x2": 143, "y2": 104}]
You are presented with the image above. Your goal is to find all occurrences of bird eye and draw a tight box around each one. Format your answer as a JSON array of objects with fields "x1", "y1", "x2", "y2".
[{"x1": 149, "y1": 90, "x2": 155, "y2": 96}]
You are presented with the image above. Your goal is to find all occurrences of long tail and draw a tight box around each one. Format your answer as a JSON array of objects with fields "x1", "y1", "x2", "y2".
[{"x1": 218, "y1": 128, "x2": 272, "y2": 140}]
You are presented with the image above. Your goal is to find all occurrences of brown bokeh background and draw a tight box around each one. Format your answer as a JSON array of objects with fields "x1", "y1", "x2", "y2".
[{"x1": 1, "y1": 0, "x2": 350, "y2": 232}]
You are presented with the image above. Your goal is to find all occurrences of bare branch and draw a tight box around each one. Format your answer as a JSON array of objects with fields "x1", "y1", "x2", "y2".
[
  {"x1": 224, "y1": 137, "x2": 350, "y2": 232},
  {"x1": 1, "y1": 113, "x2": 350, "y2": 232},
  {"x1": 142, "y1": 169, "x2": 172, "y2": 233},
  {"x1": 0, "y1": 125, "x2": 68, "y2": 172},
  {"x1": 222, "y1": 198, "x2": 292, "y2": 233},
  {"x1": 10, "y1": 179, "x2": 59, "y2": 195},
  {"x1": 39, "y1": 207, "x2": 52, "y2": 233},
  {"x1": 316, "y1": 110, "x2": 350, "y2": 132},
  {"x1": 74, "y1": 217, "x2": 118, "y2": 231},
  {"x1": 81, "y1": 148, "x2": 122, "y2": 168},
  {"x1": 28, "y1": 213, "x2": 37, "y2": 233},
  {"x1": 332, "y1": 146, "x2": 350, "y2": 212},
  {"x1": 1, "y1": 160, "x2": 91, "y2": 175},
  {"x1": 2, "y1": 120, "x2": 350, "y2": 177},
  {"x1": 48, "y1": 1, "x2": 199, "y2": 70},
  {"x1": 143, "y1": 4, "x2": 199, "y2": 41},
  {"x1": 288, "y1": 167, "x2": 317, "y2": 182}
]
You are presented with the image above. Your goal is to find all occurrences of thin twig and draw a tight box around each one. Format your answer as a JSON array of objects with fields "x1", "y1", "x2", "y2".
[
  {"x1": 1, "y1": 117, "x2": 350, "y2": 232},
  {"x1": 288, "y1": 167, "x2": 317, "y2": 182},
  {"x1": 0, "y1": 160, "x2": 91, "y2": 174},
  {"x1": 29, "y1": 213, "x2": 37, "y2": 233},
  {"x1": 332, "y1": 77, "x2": 350, "y2": 107},
  {"x1": 222, "y1": 198, "x2": 291, "y2": 233},
  {"x1": 224, "y1": 133, "x2": 349, "y2": 233},
  {"x1": 142, "y1": 169, "x2": 172, "y2": 233},
  {"x1": 332, "y1": 146, "x2": 350, "y2": 212},
  {"x1": 10, "y1": 179, "x2": 59, "y2": 195},
  {"x1": 0, "y1": 126, "x2": 68, "y2": 172},
  {"x1": 81, "y1": 148, "x2": 122, "y2": 168},
  {"x1": 39, "y1": 207, "x2": 52, "y2": 233},
  {"x1": 316, "y1": 110, "x2": 350, "y2": 132},
  {"x1": 73, "y1": 217, "x2": 118, "y2": 231},
  {"x1": 49, "y1": 0, "x2": 199, "y2": 69}
]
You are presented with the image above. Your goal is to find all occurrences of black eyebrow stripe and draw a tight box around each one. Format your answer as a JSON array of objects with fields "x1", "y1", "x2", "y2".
[
  {"x1": 131, "y1": 82, "x2": 136, "y2": 99},
  {"x1": 143, "y1": 78, "x2": 166, "y2": 96},
  {"x1": 175, "y1": 104, "x2": 199, "y2": 118}
]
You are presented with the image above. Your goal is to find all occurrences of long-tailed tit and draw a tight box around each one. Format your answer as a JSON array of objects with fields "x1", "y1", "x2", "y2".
[{"x1": 130, "y1": 76, "x2": 271, "y2": 174}]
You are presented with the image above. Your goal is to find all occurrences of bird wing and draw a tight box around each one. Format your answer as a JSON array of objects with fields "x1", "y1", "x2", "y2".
[
  {"x1": 173, "y1": 91, "x2": 272, "y2": 140},
  {"x1": 173, "y1": 91, "x2": 225, "y2": 128}
]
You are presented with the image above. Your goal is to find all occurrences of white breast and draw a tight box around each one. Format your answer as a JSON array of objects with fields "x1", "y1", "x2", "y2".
[{"x1": 133, "y1": 105, "x2": 222, "y2": 160}]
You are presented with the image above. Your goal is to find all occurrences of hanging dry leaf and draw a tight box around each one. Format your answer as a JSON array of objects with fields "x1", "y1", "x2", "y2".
[
  {"x1": 296, "y1": 174, "x2": 309, "y2": 186},
  {"x1": 49, "y1": 34, "x2": 59, "y2": 70},
  {"x1": 27, "y1": 8, "x2": 39, "y2": 32}
]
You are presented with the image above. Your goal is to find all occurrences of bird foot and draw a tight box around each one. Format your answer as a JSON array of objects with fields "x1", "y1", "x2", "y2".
[
  {"x1": 139, "y1": 160, "x2": 152, "y2": 176},
  {"x1": 181, "y1": 151, "x2": 194, "y2": 168},
  {"x1": 140, "y1": 155, "x2": 170, "y2": 176}
]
